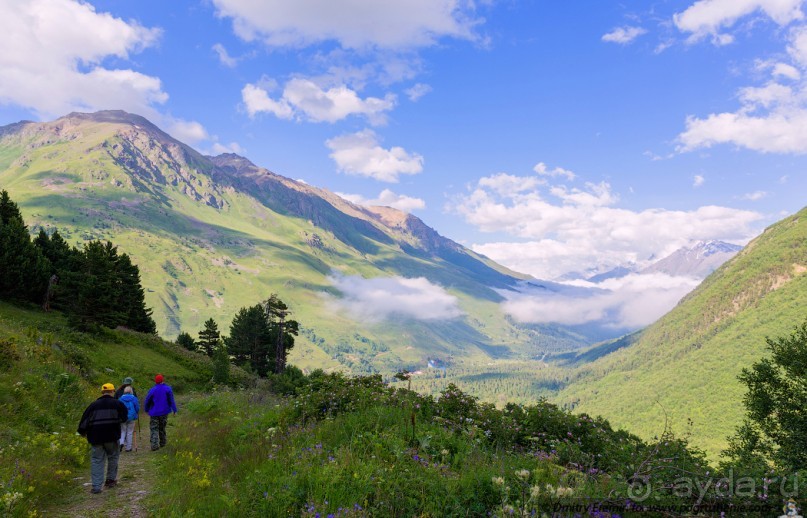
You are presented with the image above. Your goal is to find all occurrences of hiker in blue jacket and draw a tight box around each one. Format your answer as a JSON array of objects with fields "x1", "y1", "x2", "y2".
[
  {"x1": 119, "y1": 386, "x2": 140, "y2": 452},
  {"x1": 144, "y1": 374, "x2": 177, "y2": 451}
]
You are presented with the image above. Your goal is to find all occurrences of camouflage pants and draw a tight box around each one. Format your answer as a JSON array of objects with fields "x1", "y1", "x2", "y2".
[{"x1": 149, "y1": 415, "x2": 168, "y2": 450}]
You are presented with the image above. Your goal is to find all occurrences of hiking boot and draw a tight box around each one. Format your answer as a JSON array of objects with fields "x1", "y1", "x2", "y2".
[
  {"x1": 120, "y1": 444, "x2": 124, "y2": 452},
  {"x1": 104, "y1": 479, "x2": 117, "y2": 488},
  {"x1": 90, "y1": 487, "x2": 102, "y2": 494}
]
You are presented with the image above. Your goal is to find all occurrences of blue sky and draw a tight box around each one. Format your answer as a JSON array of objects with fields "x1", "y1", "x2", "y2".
[{"x1": 2, "y1": 0, "x2": 807, "y2": 326}]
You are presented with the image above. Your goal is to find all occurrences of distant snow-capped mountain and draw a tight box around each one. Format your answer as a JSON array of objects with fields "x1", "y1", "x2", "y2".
[
  {"x1": 557, "y1": 241, "x2": 743, "y2": 283},
  {"x1": 640, "y1": 240, "x2": 742, "y2": 278}
]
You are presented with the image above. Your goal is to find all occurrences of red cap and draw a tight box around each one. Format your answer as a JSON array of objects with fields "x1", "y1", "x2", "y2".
[{"x1": 155, "y1": 374, "x2": 164, "y2": 384}]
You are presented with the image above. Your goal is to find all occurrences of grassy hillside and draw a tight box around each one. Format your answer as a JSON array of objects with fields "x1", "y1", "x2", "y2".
[
  {"x1": 1, "y1": 301, "x2": 797, "y2": 517},
  {"x1": 555, "y1": 208, "x2": 807, "y2": 457},
  {"x1": 0, "y1": 111, "x2": 591, "y2": 383},
  {"x1": 0, "y1": 300, "x2": 251, "y2": 514}
]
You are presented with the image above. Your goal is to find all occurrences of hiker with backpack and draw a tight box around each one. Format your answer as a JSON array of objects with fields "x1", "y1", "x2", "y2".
[
  {"x1": 144, "y1": 374, "x2": 177, "y2": 451},
  {"x1": 119, "y1": 386, "x2": 140, "y2": 452},
  {"x1": 115, "y1": 376, "x2": 137, "y2": 399},
  {"x1": 77, "y1": 383, "x2": 128, "y2": 494}
]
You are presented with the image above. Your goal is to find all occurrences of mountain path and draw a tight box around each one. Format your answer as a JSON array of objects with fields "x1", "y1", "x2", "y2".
[{"x1": 44, "y1": 426, "x2": 163, "y2": 517}]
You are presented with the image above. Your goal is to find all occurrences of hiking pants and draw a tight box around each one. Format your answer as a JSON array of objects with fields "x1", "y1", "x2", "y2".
[
  {"x1": 120, "y1": 420, "x2": 136, "y2": 451},
  {"x1": 150, "y1": 415, "x2": 168, "y2": 450},
  {"x1": 90, "y1": 442, "x2": 119, "y2": 490}
]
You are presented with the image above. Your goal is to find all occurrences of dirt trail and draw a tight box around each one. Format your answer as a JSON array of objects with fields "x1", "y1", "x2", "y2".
[{"x1": 44, "y1": 428, "x2": 163, "y2": 517}]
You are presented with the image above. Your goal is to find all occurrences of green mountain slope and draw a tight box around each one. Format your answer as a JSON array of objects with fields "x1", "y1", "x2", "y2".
[
  {"x1": 556, "y1": 208, "x2": 807, "y2": 456},
  {"x1": 0, "y1": 111, "x2": 591, "y2": 376}
]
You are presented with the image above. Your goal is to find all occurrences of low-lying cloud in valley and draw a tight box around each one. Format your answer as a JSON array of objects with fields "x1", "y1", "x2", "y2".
[
  {"x1": 326, "y1": 273, "x2": 463, "y2": 322},
  {"x1": 499, "y1": 274, "x2": 701, "y2": 329}
]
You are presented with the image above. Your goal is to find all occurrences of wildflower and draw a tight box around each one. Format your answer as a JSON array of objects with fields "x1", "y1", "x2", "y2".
[
  {"x1": 555, "y1": 487, "x2": 574, "y2": 497},
  {"x1": 492, "y1": 476, "x2": 505, "y2": 486},
  {"x1": 515, "y1": 469, "x2": 530, "y2": 480},
  {"x1": 530, "y1": 485, "x2": 541, "y2": 498}
]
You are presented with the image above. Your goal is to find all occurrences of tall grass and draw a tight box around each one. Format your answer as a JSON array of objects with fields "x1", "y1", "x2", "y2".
[{"x1": 0, "y1": 300, "x2": 252, "y2": 516}]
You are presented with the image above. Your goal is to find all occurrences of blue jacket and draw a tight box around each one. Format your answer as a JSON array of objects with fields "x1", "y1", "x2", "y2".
[
  {"x1": 120, "y1": 393, "x2": 140, "y2": 421},
  {"x1": 144, "y1": 383, "x2": 177, "y2": 417}
]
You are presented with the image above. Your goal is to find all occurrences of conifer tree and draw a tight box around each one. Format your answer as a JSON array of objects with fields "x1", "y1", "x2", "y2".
[
  {"x1": 62, "y1": 240, "x2": 121, "y2": 330},
  {"x1": 225, "y1": 295, "x2": 299, "y2": 377},
  {"x1": 34, "y1": 229, "x2": 73, "y2": 274},
  {"x1": 264, "y1": 294, "x2": 298, "y2": 374},
  {"x1": 176, "y1": 331, "x2": 196, "y2": 352},
  {"x1": 226, "y1": 305, "x2": 272, "y2": 376},
  {"x1": 58, "y1": 240, "x2": 156, "y2": 332},
  {"x1": 198, "y1": 318, "x2": 220, "y2": 357},
  {"x1": 0, "y1": 191, "x2": 50, "y2": 302},
  {"x1": 115, "y1": 253, "x2": 156, "y2": 333},
  {"x1": 212, "y1": 342, "x2": 230, "y2": 385}
]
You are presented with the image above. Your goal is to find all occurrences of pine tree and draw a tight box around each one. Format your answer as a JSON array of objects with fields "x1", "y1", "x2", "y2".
[
  {"x1": 61, "y1": 240, "x2": 121, "y2": 330},
  {"x1": 226, "y1": 305, "x2": 272, "y2": 376},
  {"x1": 34, "y1": 229, "x2": 79, "y2": 311},
  {"x1": 212, "y1": 342, "x2": 230, "y2": 385},
  {"x1": 0, "y1": 191, "x2": 50, "y2": 302},
  {"x1": 115, "y1": 253, "x2": 156, "y2": 333},
  {"x1": 34, "y1": 229, "x2": 72, "y2": 272},
  {"x1": 176, "y1": 331, "x2": 196, "y2": 352},
  {"x1": 0, "y1": 190, "x2": 19, "y2": 223},
  {"x1": 198, "y1": 318, "x2": 220, "y2": 357},
  {"x1": 264, "y1": 294, "x2": 298, "y2": 374}
]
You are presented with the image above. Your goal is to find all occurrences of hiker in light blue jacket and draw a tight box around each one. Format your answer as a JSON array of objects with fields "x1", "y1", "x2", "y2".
[{"x1": 119, "y1": 386, "x2": 139, "y2": 452}]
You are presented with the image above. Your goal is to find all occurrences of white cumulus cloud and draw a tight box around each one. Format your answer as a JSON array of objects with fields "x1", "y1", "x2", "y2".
[
  {"x1": 212, "y1": 43, "x2": 239, "y2": 67},
  {"x1": 602, "y1": 26, "x2": 648, "y2": 45},
  {"x1": 326, "y1": 130, "x2": 424, "y2": 182},
  {"x1": 533, "y1": 162, "x2": 576, "y2": 181},
  {"x1": 693, "y1": 175, "x2": 705, "y2": 187},
  {"x1": 677, "y1": 23, "x2": 807, "y2": 154},
  {"x1": 212, "y1": 0, "x2": 481, "y2": 50},
  {"x1": 326, "y1": 273, "x2": 463, "y2": 322},
  {"x1": 337, "y1": 189, "x2": 426, "y2": 212},
  {"x1": 741, "y1": 190, "x2": 769, "y2": 200},
  {"x1": 405, "y1": 83, "x2": 432, "y2": 101},
  {"x1": 674, "y1": 0, "x2": 804, "y2": 43},
  {"x1": 454, "y1": 169, "x2": 761, "y2": 280},
  {"x1": 168, "y1": 119, "x2": 209, "y2": 144},
  {"x1": 0, "y1": 0, "x2": 165, "y2": 118},
  {"x1": 242, "y1": 78, "x2": 395, "y2": 124}
]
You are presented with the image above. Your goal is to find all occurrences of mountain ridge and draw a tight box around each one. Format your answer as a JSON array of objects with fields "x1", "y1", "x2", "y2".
[
  {"x1": 0, "y1": 110, "x2": 590, "y2": 377},
  {"x1": 556, "y1": 210, "x2": 807, "y2": 456}
]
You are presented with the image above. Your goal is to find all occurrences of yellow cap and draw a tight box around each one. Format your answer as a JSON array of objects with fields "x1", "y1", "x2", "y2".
[{"x1": 101, "y1": 383, "x2": 115, "y2": 392}]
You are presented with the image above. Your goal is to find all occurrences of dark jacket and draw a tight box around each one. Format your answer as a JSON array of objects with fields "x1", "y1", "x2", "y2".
[
  {"x1": 144, "y1": 383, "x2": 177, "y2": 417},
  {"x1": 114, "y1": 384, "x2": 137, "y2": 399},
  {"x1": 77, "y1": 395, "x2": 127, "y2": 445}
]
